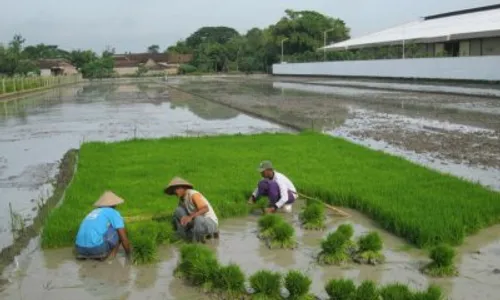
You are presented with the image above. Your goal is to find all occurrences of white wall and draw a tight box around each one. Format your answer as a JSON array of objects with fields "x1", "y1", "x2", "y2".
[{"x1": 272, "y1": 56, "x2": 500, "y2": 81}]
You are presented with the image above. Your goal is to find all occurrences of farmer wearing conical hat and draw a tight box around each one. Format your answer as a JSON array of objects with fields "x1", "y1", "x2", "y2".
[
  {"x1": 164, "y1": 177, "x2": 219, "y2": 242},
  {"x1": 75, "y1": 191, "x2": 131, "y2": 260},
  {"x1": 248, "y1": 160, "x2": 297, "y2": 214}
]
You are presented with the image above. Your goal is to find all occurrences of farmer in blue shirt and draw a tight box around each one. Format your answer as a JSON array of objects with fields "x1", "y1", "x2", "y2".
[{"x1": 75, "y1": 191, "x2": 131, "y2": 260}]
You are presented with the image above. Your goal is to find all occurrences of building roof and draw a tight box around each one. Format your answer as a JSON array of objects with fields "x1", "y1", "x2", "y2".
[
  {"x1": 37, "y1": 59, "x2": 74, "y2": 69},
  {"x1": 322, "y1": 4, "x2": 500, "y2": 51}
]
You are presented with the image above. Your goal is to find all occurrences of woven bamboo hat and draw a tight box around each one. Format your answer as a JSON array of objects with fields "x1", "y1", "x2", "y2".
[
  {"x1": 164, "y1": 177, "x2": 193, "y2": 195},
  {"x1": 93, "y1": 191, "x2": 125, "y2": 207}
]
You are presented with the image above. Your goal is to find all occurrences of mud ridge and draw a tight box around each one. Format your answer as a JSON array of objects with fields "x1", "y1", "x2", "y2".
[{"x1": 0, "y1": 149, "x2": 78, "y2": 278}]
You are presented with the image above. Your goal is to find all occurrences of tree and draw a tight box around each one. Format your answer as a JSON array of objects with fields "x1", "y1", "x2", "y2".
[
  {"x1": 147, "y1": 44, "x2": 160, "y2": 54},
  {"x1": 166, "y1": 40, "x2": 192, "y2": 54},
  {"x1": 185, "y1": 26, "x2": 240, "y2": 48},
  {"x1": 69, "y1": 50, "x2": 98, "y2": 70}
]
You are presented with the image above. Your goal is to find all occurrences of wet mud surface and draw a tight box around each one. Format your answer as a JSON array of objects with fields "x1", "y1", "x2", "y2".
[
  {"x1": 176, "y1": 77, "x2": 500, "y2": 190},
  {"x1": 0, "y1": 82, "x2": 286, "y2": 251},
  {"x1": 2, "y1": 205, "x2": 500, "y2": 300}
]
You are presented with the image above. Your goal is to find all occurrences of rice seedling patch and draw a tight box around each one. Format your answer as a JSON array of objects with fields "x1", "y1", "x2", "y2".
[
  {"x1": 423, "y1": 244, "x2": 458, "y2": 277},
  {"x1": 212, "y1": 263, "x2": 246, "y2": 298},
  {"x1": 41, "y1": 132, "x2": 500, "y2": 249},
  {"x1": 318, "y1": 224, "x2": 355, "y2": 265},
  {"x1": 299, "y1": 202, "x2": 326, "y2": 230},
  {"x1": 284, "y1": 270, "x2": 314, "y2": 300},
  {"x1": 379, "y1": 283, "x2": 442, "y2": 300},
  {"x1": 324, "y1": 278, "x2": 356, "y2": 300},
  {"x1": 249, "y1": 270, "x2": 282, "y2": 300},
  {"x1": 353, "y1": 232, "x2": 385, "y2": 265},
  {"x1": 352, "y1": 280, "x2": 379, "y2": 300}
]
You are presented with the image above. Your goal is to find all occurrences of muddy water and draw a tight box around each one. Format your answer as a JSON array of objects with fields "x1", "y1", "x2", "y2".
[
  {"x1": 3, "y1": 204, "x2": 500, "y2": 300},
  {"x1": 0, "y1": 82, "x2": 287, "y2": 251}
]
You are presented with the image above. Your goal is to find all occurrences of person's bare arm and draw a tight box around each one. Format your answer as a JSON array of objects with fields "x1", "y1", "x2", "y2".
[
  {"x1": 117, "y1": 228, "x2": 131, "y2": 256},
  {"x1": 180, "y1": 193, "x2": 208, "y2": 225}
]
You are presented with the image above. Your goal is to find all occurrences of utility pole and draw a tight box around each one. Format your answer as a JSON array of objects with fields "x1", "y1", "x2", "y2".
[
  {"x1": 281, "y1": 38, "x2": 289, "y2": 64},
  {"x1": 323, "y1": 28, "x2": 335, "y2": 61}
]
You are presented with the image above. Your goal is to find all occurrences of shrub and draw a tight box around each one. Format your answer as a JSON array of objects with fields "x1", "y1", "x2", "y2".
[
  {"x1": 353, "y1": 280, "x2": 379, "y2": 300},
  {"x1": 299, "y1": 203, "x2": 326, "y2": 230},
  {"x1": 268, "y1": 221, "x2": 296, "y2": 249},
  {"x1": 325, "y1": 279, "x2": 356, "y2": 300},
  {"x1": 336, "y1": 224, "x2": 354, "y2": 239},
  {"x1": 212, "y1": 263, "x2": 246, "y2": 296},
  {"x1": 379, "y1": 283, "x2": 413, "y2": 300},
  {"x1": 258, "y1": 214, "x2": 283, "y2": 238},
  {"x1": 179, "y1": 64, "x2": 197, "y2": 74},
  {"x1": 424, "y1": 244, "x2": 457, "y2": 277},
  {"x1": 285, "y1": 270, "x2": 312, "y2": 300},
  {"x1": 358, "y1": 232, "x2": 383, "y2": 252},
  {"x1": 318, "y1": 231, "x2": 350, "y2": 265},
  {"x1": 249, "y1": 270, "x2": 282, "y2": 299}
]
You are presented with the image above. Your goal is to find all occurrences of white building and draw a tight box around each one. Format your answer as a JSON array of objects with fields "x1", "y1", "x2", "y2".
[{"x1": 322, "y1": 4, "x2": 500, "y2": 57}]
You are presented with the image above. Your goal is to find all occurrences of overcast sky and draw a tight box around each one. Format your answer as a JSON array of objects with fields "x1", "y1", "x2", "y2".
[{"x1": 0, "y1": 0, "x2": 497, "y2": 53}]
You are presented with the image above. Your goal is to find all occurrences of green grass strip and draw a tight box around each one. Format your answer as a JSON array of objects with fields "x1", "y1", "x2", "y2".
[{"x1": 42, "y1": 132, "x2": 500, "y2": 248}]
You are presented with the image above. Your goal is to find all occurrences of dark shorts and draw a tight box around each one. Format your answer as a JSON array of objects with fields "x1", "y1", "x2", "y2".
[{"x1": 75, "y1": 226, "x2": 119, "y2": 258}]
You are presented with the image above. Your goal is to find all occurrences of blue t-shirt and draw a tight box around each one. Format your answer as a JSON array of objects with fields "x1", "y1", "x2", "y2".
[{"x1": 75, "y1": 207, "x2": 124, "y2": 248}]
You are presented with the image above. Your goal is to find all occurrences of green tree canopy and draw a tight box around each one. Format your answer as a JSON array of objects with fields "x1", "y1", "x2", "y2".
[{"x1": 186, "y1": 26, "x2": 240, "y2": 48}]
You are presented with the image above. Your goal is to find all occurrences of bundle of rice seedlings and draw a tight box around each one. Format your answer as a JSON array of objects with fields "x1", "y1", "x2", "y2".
[
  {"x1": 257, "y1": 214, "x2": 283, "y2": 238},
  {"x1": 413, "y1": 284, "x2": 443, "y2": 300},
  {"x1": 130, "y1": 234, "x2": 158, "y2": 264},
  {"x1": 268, "y1": 221, "x2": 296, "y2": 249},
  {"x1": 354, "y1": 232, "x2": 385, "y2": 265},
  {"x1": 249, "y1": 270, "x2": 282, "y2": 299},
  {"x1": 252, "y1": 198, "x2": 268, "y2": 214},
  {"x1": 212, "y1": 263, "x2": 246, "y2": 297},
  {"x1": 379, "y1": 283, "x2": 414, "y2": 300},
  {"x1": 285, "y1": 270, "x2": 314, "y2": 300},
  {"x1": 353, "y1": 280, "x2": 379, "y2": 300},
  {"x1": 299, "y1": 203, "x2": 326, "y2": 230},
  {"x1": 318, "y1": 231, "x2": 351, "y2": 265},
  {"x1": 324, "y1": 279, "x2": 356, "y2": 300},
  {"x1": 423, "y1": 244, "x2": 458, "y2": 277},
  {"x1": 175, "y1": 244, "x2": 219, "y2": 288},
  {"x1": 336, "y1": 223, "x2": 354, "y2": 239}
]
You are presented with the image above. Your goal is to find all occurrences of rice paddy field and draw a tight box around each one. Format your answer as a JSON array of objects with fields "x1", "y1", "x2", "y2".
[{"x1": 42, "y1": 132, "x2": 500, "y2": 249}]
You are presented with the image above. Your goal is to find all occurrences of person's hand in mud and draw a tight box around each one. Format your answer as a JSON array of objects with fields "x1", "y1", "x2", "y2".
[
  {"x1": 247, "y1": 195, "x2": 255, "y2": 204},
  {"x1": 265, "y1": 207, "x2": 276, "y2": 214}
]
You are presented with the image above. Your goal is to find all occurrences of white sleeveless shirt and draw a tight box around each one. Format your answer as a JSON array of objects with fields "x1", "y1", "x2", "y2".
[{"x1": 182, "y1": 189, "x2": 218, "y2": 225}]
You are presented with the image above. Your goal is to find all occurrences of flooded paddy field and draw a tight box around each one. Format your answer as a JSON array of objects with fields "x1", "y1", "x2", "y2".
[
  {"x1": 174, "y1": 76, "x2": 500, "y2": 190},
  {"x1": 1, "y1": 77, "x2": 500, "y2": 300},
  {"x1": 0, "y1": 82, "x2": 286, "y2": 251},
  {"x1": 2, "y1": 204, "x2": 500, "y2": 300}
]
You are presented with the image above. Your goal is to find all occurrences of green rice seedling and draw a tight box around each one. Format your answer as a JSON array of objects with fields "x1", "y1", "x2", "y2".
[
  {"x1": 423, "y1": 244, "x2": 458, "y2": 277},
  {"x1": 318, "y1": 231, "x2": 351, "y2": 265},
  {"x1": 299, "y1": 203, "x2": 325, "y2": 230},
  {"x1": 128, "y1": 222, "x2": 160, "y2": 264},
  {"x1": 379, "y1": 283, "x2": 414, "y2": 300},
  {"x1": 413, "y1": 284, "x2": 443, "y2": 300},
  {"x1": 252, "y1": 198, "x2": 268, "y2": 214},
  {"x1": 353, "y1": 280, "x2": 379, "y2": 300},
  {"x1": 336, "y1": 224, "x2": 354, "y2": 239},
  {"x1": 176, "y1": 244, "x2": 219, "y2": 287},
  {"x1": 212, "y1": 263, "x2": 246, "y2": 297},
  {"x1": 268, "y1": 221, "x2": 296, "y2": 249},
  {"x1": 130, "y1": 234, "x2": 158, "y2": 264},
  {"x1": 324, "y1": 278, "x2": 356, "y2": 300},
  {"x1": 41, "y1": 132, "x2": 500, "y2": 249},
  {"x1": 257, "y1": 214, "x2": 283, "y2": 238},
  {"x1": 249, "y1": 270, "x2": 282, "y2": 299},
  {"x1": 284, "y1": 270, "x2": 314, "y2": 300},
  {"x1": 354, "y1": 232, "x2": 385, "y2": 265}
]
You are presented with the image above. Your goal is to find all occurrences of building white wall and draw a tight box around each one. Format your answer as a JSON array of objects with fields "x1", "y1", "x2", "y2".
[
  {"x1": 273, "y1": 56, "x2": 500, "y2": 81},
  {"x1": 40, "y1": 69, "x2": 52, "y2": 77}
]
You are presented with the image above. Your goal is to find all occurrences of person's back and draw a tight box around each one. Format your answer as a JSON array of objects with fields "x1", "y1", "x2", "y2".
[
  {"x1": 76, "y1": 207, "x2": 123, "y2": 249},
  {"x1": 183, "y1": 189, "x2": 218, "y2": 225}
]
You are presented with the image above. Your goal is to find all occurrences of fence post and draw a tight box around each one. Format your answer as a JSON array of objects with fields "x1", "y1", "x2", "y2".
[
  {"x1": 21, "y1": 77, "x2": 24, "y2": 91},
  {"x1": 13, "y1": 78, "x2": 16, "y2": 92},
  {"x1": 1, "y1": 78, "x2": 5, "y2": 94}
]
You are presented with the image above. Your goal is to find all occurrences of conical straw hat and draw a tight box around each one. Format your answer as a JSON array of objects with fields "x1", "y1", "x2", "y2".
[
  {"x1": 93, "y1": 191, "x2": 125, "y2": 207},
  {"x1": 164, "y1": 177, "x2": 193, "y2": 195}
]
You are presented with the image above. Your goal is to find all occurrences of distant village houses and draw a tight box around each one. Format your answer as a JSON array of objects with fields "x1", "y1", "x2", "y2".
[
  {"x1": 37, "y1": 59, "x2": 78, "y2": 77},
  {"x1": 113, "y1": 53, "x2": 193, "y2": 76}
]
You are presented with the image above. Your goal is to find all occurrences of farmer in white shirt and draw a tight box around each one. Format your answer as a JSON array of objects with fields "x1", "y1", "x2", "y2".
[{"x1": 248, "y1": 161, "x2": 297, "y2": 214}]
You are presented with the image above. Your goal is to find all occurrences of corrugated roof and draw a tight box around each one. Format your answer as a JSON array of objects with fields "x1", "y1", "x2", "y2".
[{"x1": 322, "y1": 5, "x2": 500, "y2": 51}]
